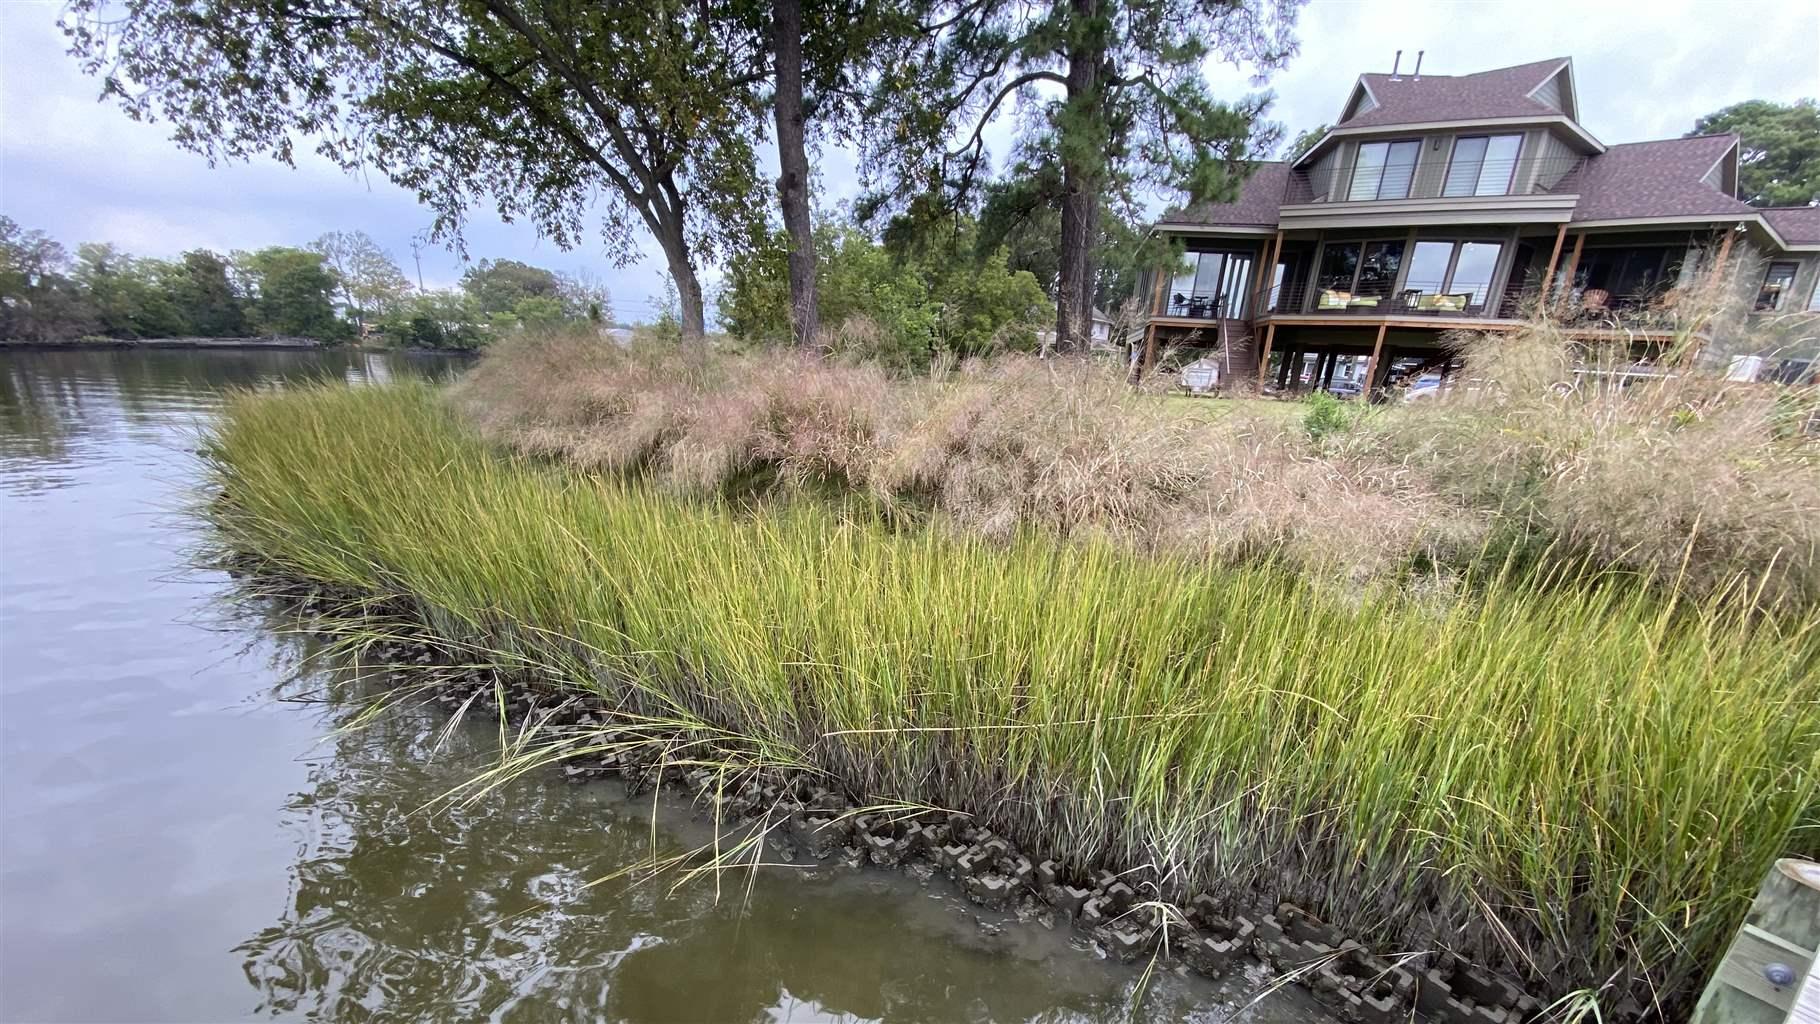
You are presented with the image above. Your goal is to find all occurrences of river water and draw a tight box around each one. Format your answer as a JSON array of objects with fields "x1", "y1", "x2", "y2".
[{"x1": 0, "y1": 348, "x2": 1331, "y2": 1024}]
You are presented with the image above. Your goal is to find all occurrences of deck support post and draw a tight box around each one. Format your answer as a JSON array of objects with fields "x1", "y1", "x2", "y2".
[
  {"x1": 1135, "y1": 266, "x2": 1169, "y2": 382},
  {"x1": 1256, "y1": 322, "x2": 1277, "y2": 391},
  {"x1": 1252, "y1": 229, "x2": 1285, "y2": 319},
  {"x1": 1536, "y1": 223, "x2": 1569, "y2": 312},
  {"x1": 1559, "y1": 232, "x2": 1586, "y2": 300},
  {"x1": 1364, "y1": 323, "x2": 1389, "y2": 399},
  {"x1": 1708, "y1": 224, "x2": 1738, "y2": 287}
]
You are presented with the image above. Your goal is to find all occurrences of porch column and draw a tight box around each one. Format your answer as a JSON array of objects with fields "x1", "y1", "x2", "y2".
[
  {"x1": 1135, "y1": 267, "x2": 1169, "y2": 381},
  {"x1": 1536, "y1": 223, "x2": 1569, "y2": 311},
  {"x1": 1707, "y1": 224, "x2": 1738, "y2": 286},
  {"x1": 1363, "y1": 324, "x2": 1389, "y2": 399},
  {"x1": 1559, "y1": 232, "x2": 1586, "y2": 297},
  {"x1": 1250, "y1": 229, "x2": 1285, "y2": 320},
  {"x1": 1322, "y1": 352, "x2": 1339, "y2": 388},
  {"x1": 1255, "y1": 322, "x2": 1277, "y2": 391}
]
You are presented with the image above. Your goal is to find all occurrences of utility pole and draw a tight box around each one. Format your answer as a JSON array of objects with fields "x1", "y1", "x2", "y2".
[{"x1": 409, "y1": 234, "x2": 426, "y2": 292}]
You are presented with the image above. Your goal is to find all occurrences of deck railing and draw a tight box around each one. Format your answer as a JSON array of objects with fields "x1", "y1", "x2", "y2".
[{"x1": 1284, "y1": 154, "x2": 1582, "y2": 205}]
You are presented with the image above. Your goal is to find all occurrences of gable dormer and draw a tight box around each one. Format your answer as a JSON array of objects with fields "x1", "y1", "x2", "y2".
[
  {"x1": 1525, "y1": 59, "x2": 1578, "y2": 122},
  {"x1": 1339, "y1": 80, "x2": 1380, "y2": 123}
]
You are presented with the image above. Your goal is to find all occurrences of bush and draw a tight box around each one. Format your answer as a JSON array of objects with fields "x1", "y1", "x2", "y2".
[{"x1": 1302, "y1": 390, "x2": 1350, "y2": 442}]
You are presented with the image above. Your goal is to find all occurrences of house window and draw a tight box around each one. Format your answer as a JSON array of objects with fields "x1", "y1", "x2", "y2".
[
  {"x1": 1167, "y1": 251, "x2": 1253, "y2": 318},
  {"x1": 1809, "y1": 277, "x2": 1820, "y2": 313},
  {"x1": 1313, "y1": 239, "x2": 1406, "y2": 308},
  {"x1": 1757, "y1": 262, "x2": 1799, "y2": 311},
  {"x1": 1347, "y1": 140, "x2": 1421, "y2": 200},
  {"x1": 1443, "y1": 135, "x2": 1524, "y2": 197},
  {"x1": 1402, "y1": 239, "x2": 1506, "y2": 309}
]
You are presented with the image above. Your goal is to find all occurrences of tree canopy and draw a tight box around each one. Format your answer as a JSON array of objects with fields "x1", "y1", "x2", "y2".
[
  {"x1": 864, "y1": 0, "x2": 1299, "y2": 351},
  {"x1": 719, "y1": 215, "x2": 1049, "y2": 373},
  {"x1": 1689, "y1": 99, "x2": 1820, "y2": 207},
  {"x1": 311, "y1": 231, "x2": 412, "y2": 327},
  {"x1": 64, "y1": 0, "x2": 771, "y2": 340}
]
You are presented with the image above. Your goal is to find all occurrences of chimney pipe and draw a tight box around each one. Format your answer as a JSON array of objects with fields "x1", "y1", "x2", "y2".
[
  {"x1": 1390, "y1": 50, "x2": 1402, "y2": 80},
  {"x1": 1412, "y1": 50, "x2": 1425, "y2": 80}
]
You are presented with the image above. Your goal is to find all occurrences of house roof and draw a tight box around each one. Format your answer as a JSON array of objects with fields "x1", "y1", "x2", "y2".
[
  {"x1": 1156, "y1": 162, "x2": 1290, "y2": 229},
  {"x1": 1763, "y1": 206, "x2": 1820, "y2": 245},
  {"x1": 1339, "y1": 58, "x2": 1569, "y2": 129},
  {"x1": 1558, "y1": 135, "x2": 1755, "y2": 222}
]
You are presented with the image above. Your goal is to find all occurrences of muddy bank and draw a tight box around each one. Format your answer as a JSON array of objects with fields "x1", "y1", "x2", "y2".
[{"x1": 265, "y1": 576, "x2": 1550, "y2": 1024}]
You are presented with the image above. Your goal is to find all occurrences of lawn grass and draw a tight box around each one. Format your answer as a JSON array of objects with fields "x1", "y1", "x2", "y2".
[{"x1": 202, "y1": 381, "x2": 1820, "y2": 1018}]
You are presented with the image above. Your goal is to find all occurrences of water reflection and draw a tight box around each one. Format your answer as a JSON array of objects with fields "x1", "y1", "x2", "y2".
[
  {"x1": 239, "y1": 647, "x2": 1309, "y2": 1024},
  {"x1": 0, "y1": 348, "x2": 1326, "y2": 1024}
]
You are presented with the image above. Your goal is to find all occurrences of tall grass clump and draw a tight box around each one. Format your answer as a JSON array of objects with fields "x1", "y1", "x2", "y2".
[
  {"x1": 454, "y1": 332, "x2": 1481, "y2": 583},
  {"x1": 1366, "y1": 323, "x2": 1820, "y2": 607},
  {"x1": 203, "y1": 381, "x2": 1820, "y2": 1017}
]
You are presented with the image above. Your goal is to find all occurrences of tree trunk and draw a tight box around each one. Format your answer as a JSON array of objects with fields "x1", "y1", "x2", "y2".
[
  {"x1": 1053, "y1": 0, "x2": 1099, "y2": 355},
  {"x1": 654, "y1": 215, "x2": 706, "y2": 341},
  {"x1": 772, "y1": 0, "x2": 819, "y2": 349}
]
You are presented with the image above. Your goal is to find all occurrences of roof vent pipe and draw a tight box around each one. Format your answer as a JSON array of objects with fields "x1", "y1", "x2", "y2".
[
  {"x1": 1412, "y1": 50, "x2": 1424, "y2": 80},
  {"x1": 1389, "y1": 50, "x2": 1402, "y2": 80}
]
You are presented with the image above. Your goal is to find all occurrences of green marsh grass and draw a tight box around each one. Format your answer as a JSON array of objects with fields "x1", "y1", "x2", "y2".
[{"x1": 202, "y1": 381, "x2": 1820, "y2": 1016}]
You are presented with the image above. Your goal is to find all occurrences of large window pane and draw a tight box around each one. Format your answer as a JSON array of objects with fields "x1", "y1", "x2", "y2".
[
  {"x1": 1405, "y1": 241, "x2": 1454, "y2": 294},
  {"x1": 1192, "y1": 253, "x2": 1224, "y2": 299},
  {"x1": 1758, "y1": 262, "x2": 1799, "y2": 311},
  {"x1": 1317, "y1": 242, "x2": 1362, "y2": 293},
  {"x1": 1443, "y1": 137, "x2": 1488, "y2": 197},
  {"x1": 1356, "y1": 241, "x2": 1405, "y2": 296},
  {"x1": 1443, "y1": 135, "x2": 1524, "y2": 197},
  {"x1": 1450, "y1": 242, "x2": 1502, "y2": 305},
  {"x1": 1809, "y1": 279, "x2": 1820, "y2": 313},
  {"x1": 1378, "y1": 141, "x2": 1420, "y2": 199},
  {"x1": 1348, "y1": 143, "x2": 1388, "y2": 201}
]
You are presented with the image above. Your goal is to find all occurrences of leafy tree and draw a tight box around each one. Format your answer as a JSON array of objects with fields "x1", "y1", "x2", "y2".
[
  {"x1": 460, "y1": 259, "x2": 562, "y2": 315},
  {"x1": 237, "y1": 247, "x2": 346, "y2": 340},
  {"x1": 311, "y1": 231, "x2": 411, "y2": 328},
  {"x1": 975, "y1": 157, "x2": 1165, "y2": 312},
  {"x1": 374, "y1": 290, "x2": 486, "y2": 350},
  {"x1": 867, "y1": 0, "x2": 1298, "y2": 352},
  {"x1": 166, "y1": 250, "x2": 249, "y2": 337},
  {"x1": 64, "y1": 0, "x2": 771, "y2": 340},
  {"x1": 1284, "y1": 123, "x2": 1328, "y2": 161},
  {"x1": 0, "y1": 217, "x2": 92, "y2": 341},
  {"x1": 1689, "y1": 99, "x2": 1820, "y2": 207},
  {"x1": 556, "y1": 270, "x2": 614, "y2": 325},
  {"x1": 750, "y1": 0, "x2": 919, "y2": 349},
  {"x1": 71, "y1": 243, "x2": 186, "y2": 338},
  {"x1": 721, "y1": 217, "x2": 1048, "y2": 373}
]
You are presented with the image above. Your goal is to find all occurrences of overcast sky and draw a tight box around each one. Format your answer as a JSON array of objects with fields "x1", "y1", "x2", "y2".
[{"x1": 3, "y1": 0, "x2": 1815, "y2": 323}]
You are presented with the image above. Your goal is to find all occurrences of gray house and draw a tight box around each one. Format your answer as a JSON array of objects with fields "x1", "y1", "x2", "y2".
[{"x1": 1139, "y1": 57, "x2": 1820, "y2": 392}]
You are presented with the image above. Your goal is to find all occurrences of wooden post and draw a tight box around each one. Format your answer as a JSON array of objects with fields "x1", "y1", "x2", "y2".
[
  {"x1": 1251, "y1": 229, "x2": 1285, "y2": 318},
  {"x1": 1536, "y1": 223, "x2": 1569, "y2": 310},
  {"x1": 1256, "y1": 322, "x2": 1277, "y2": 390},
  {"x1": 1559, "y1": 232, "x2": 1586, "y2": 299},
  {"x1": 1692, "y1": 858, "x2": 1820, "y2": 1024},
  {"x1": 1709, "y1": 224, "x2": 1738, "y2": 287},
  {"x1": 1363, "y1": 323, "x2": 1389, "y2": 400},
  {"x1": 1135, "y1": 266, "x2": 1169, "y2": 381}
]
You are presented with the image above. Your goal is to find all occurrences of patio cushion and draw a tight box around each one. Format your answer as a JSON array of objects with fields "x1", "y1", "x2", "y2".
[{"x1": 1318, "y1": 290, "x2": 1351, "y2": 309}]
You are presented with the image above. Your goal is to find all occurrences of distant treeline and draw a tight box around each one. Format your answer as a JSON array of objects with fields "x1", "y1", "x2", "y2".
[{"x1": 0, "y1": 218, "x2": 614, "y2": 349}]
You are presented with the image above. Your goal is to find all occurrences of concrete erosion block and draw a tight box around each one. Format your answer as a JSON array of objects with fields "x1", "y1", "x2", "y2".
[
  {"x1": 1044, "y1": 883, "x2": 1092, "y2": 919},
  {"x1": 1103, "y1": 922, "x2": 1158, "y2": 961},
  {"x1": 1037, "y1": 859, "x2": 1061, "y2": 887},
  {"x1": 1104, "y1": 881, "x2": 1137, "y2": 912},
  {"x1": 964, "y1": 871, "x2": 1014, "y2": 905}
]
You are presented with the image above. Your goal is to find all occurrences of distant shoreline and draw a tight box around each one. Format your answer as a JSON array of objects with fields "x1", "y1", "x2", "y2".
[
  {"x1": 0, "y1": 338, "x2": 482, "y2": 355},
  {"x1": 0, "y1": 336, "x2": 323, "y2": 351}
]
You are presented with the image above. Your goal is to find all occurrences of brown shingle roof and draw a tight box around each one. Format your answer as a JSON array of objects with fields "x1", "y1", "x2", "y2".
[
  {"x1": 1340, "y1": 58, "x2": 1567, "y2": 128},
  {"x1": 1559, "y1": 135, "x2": 1753, "y2": 222},
  {"x1": 1763, "y1": 206, "x2": 1820, "y2": 245},
  {"x1": 1157, "y1": 162, "x2": 1290, "y2": 229}
]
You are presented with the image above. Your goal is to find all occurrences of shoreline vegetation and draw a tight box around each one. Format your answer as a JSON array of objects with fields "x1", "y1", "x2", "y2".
[
  {"x1": 0, "y1": 335, "x2": 327, "y2": 350},
  {"x1": 201, "y1": 334, "x2": 1820, "y2": 1021}
]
